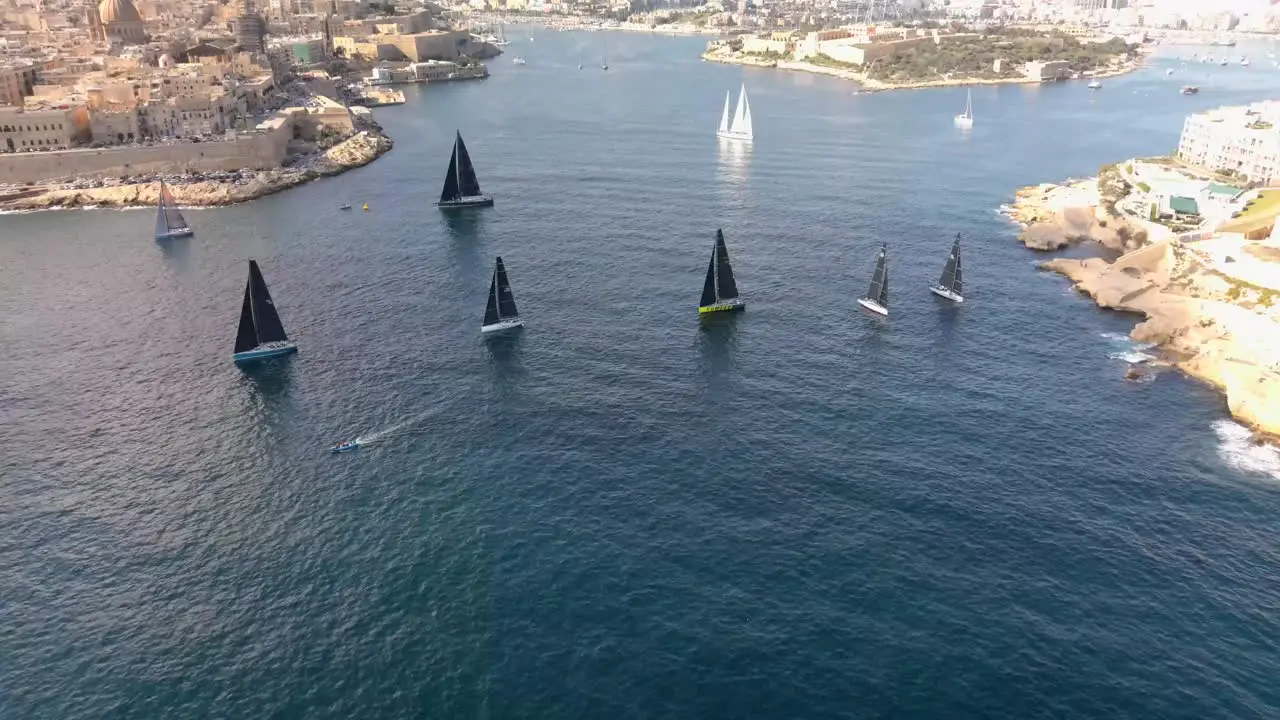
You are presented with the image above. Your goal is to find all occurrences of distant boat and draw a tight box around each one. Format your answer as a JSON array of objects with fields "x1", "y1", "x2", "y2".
[
  {"x1": 929, "y1": 234, "x2": 964, "y2": 303},
  {"x1": 857, "y1": 244, "x2": 889, "y2": 316},
  {"x1": 1241, "y1": 57, "x2": 1250, "y2": 66},
  {"x1": 512, "y1": 56, "x2": 526, "y2": 65},
  {"x1": 1088, "y1": 79, "x2": 1103, "y2": 89},
  {"x1": 1165, "y1": 68, "x2": 1174, "y2": 75},
  {"x1": 954, "y1": 88, "x2": 974, "y2": 129},
  {"x1": 495, "y1": 24, "x2": 509, "y2": 46},
  {"x1": 339, "y1": 203, "x2": 352, "y2": 210},
  {"x1": 1181, "y1": 85, "x2": 1200, "y2": 95},
  {"x1": 232, "y1": 260, "x2": 298, "y2": 364},
  {"x1": 331, "y1": 440, "x2": 359, "y2": 453},
  {"x1": 1220, "y1": 59, "x2": 1228, "y2": 66},
  {"x1": 698, "y1": 229, "x2": 745, "y2": 314},
  {"x1": 154, "y1": 181, "x2": 193, "y2": 240},
  {"x1": 716, "y1": 84, "x2": 753, "y2": 142},
  {"x1": 437, "y1": 131, "x2": 494, "y2": 209},
  {"x1": 481, "y1": 256, "x2": 524, "y2": 333}
]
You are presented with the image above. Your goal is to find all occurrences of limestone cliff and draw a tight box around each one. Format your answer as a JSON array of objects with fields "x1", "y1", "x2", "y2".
[{"x1": 1043, "y1": 239, "x2": 1280, "y2": 438}]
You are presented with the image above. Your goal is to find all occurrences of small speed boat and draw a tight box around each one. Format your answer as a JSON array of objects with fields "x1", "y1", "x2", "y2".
[
  {"x1": 340, "y1": 204, "x2": 352, "y2": 210},
  {"x1": 331, "y1": 440, "x2": 359, "y2": 453}
]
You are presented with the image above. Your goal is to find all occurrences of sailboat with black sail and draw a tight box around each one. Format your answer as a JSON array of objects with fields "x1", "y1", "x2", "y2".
[
  {"x1": 154, "y1": 181, "x2": 193, "y2": 240},
  {"x1": 232, "y1": 260, "x2": 298, "y2": 363},
  {"x1": 929, "y1": 234, "x2": 964, "y2": 303},
  {"x1": 698, "y1": 229, "x2": 745, "y2": 314},
  {"x1": 857, "y1": 244, "x2": 889, "y2": 316},
  {"x1": 481, "y1": 256, "x2": 524, "y2": 333},
  {"x1": 437, "y1": 131, "x2": 493, "y2": 208}
]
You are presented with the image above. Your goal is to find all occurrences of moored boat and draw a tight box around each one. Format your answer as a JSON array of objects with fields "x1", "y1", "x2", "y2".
[{"x1": 954, "y1": 88, "x2": 974, "y2": 129}]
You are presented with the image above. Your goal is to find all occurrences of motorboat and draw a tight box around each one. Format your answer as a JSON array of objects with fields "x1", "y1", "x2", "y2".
[
  {"x1": 331, "y1": 440, "x2": 359, "y2": 453},
  {"x1": 339, "y1": 204, "x2": 352, "y2": 210}
]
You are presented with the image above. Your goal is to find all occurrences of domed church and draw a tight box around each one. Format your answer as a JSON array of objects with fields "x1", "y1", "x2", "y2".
[{"x1": 98, "y1": 0, "x2": 147, "y2": 45}]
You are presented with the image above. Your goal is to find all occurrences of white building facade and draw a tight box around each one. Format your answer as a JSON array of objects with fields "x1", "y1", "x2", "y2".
[{"x1": 1177, "y1": 101, "x2": 1280, "y2": 185}]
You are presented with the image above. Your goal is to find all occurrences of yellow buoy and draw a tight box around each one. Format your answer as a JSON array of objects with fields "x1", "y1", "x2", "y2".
[{"x1": 362, "y1": 203, "x2": 370, "y2": 211}]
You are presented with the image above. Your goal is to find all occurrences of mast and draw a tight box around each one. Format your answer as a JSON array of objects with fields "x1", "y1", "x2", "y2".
[
  {"x1": 965, "y1": 89, "x2": 973, "y2": 119},
  {"x1": 233, "y1": 274, "x2": 257, "y2": 353},
  {"x1": 440, "y1": 136, "x2": 460, "y2": 202},
  {"x1": 700, "y1": 250, "x2": 717, "y2": 307},
  {"x1": 495, "y1": 256, "x2": 519, "y2": 319},
  {"x1": 714, "y1": 229, "x2": 739, "y2": 300},
  {"x1": 247, "y1": 260, "x2": 289, "y2": 343},
  {"x1": 455, "y1": 132, "x2": 482, "y2": 197},
  {"x1": 867, "y1": 245, "x2": 888, "y2": 307},
  {"x1": 483, "y1": 267, "x2": 501, "y2": 326}
]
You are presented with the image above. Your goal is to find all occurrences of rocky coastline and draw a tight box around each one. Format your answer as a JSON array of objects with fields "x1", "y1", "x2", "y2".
[
  {"x1": 0, "y1": 127, "x2": 393, "y2": 212},
  {"x1": 1006, "y1": 179, "x2": 1280, "y2": 439},
  {"x1": 701, "y1": 49, "x2": 1142, "y2": 93}
]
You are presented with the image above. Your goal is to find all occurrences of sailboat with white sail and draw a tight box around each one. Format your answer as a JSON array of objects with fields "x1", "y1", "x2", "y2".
[
  {"x1": 154, "y1": 181, "x2": 193, "y2": 240},
  {"x1": 437, "y1": 131, "x2": 493, "y2": 209},
  {"x1": 698, "y1": 229, "x2": 745, "y2": 314},
  {"x1": 481, "y1": 256, "x2": 524, "y2": 333},
  {"x1": 717, "y1": 84, "x2": 753, "y2": 142},
  {"x1": 857, "y1": 244, "x2": 889, "y2": 316},
  {"x1": 929, "y1": 234, "x2": 964, "y2": 303},
  {"x1": 953, "y1": 89, "x2": 973, "y2": 129},
  {"x1": 232, "y1": 260, "x2": 298, "y2": 363}
]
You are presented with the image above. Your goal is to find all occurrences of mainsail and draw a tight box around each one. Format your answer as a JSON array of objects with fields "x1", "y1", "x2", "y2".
[
  {"x1": 714, "y1": 229, "x2": 739, "y2": 300},
  {"x1": 440, "y1": 131, "x2": 484, "y2": 202},
  {"x1": 154, "y1": 182, "x2": 188, "y2": 237},
  {"x1": 962, "y1": 90, "x2": 973, "y2": 120},
  {"x1": 938, "y1": 235, "x2": 963, "y2": 295},
  {"x1": 484, "y1": 256, "x2": 519, "y2": 325},
  {"x1": 867, "y1": 245, "x2": 889, "y2": 307},
  {"x1": 729, "y1": 85, "x2": 753, "y2": 137},
  {"x1": 234, "y1": 260, "x2": 290, "y2": 353}
]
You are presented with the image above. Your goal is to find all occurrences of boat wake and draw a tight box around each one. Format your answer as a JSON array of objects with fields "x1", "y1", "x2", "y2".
[
  {"x1": 1212, "y1": 419, "x2": 1280, "y2": 482},
  {"x1": 354, "y1": 423, "x2": 408, "y2": 446}
]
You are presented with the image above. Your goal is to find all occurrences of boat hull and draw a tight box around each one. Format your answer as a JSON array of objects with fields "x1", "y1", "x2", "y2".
[
  {"x1": 929, "y1": 285, "x2": 964, "y2": 303},
  {"x1": 857, "y1": 297, "x2": 888, "y2": 316},
  {"x1": 481, "y1": 318, "x2": 524, "y2": 333},
  {"x1": 438, "y1": 195, "x2": 494, "y2": 209},
  {"x1": 698, "y1": 298, "x2": 745, "y2": 314},
  {"x1": 331, "y1": 443, "x2": 359, "y2": 453},
  {"x1": 155, "y1": 227, "x2": 194, "y2": 240},
  {"x1": 953, "y1": 116, "x2": 973, "y2": 129},
  {"x1": 716, "y1": 130, "x2": 752, "y2": 142},
  {"x1": 232, "y1": 342, "x2": 298, "y2": 364}
]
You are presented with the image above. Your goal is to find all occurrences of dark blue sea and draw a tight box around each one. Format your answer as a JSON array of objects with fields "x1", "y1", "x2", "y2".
[{"x1": 5, "y1": 31, "x2": 1280, "y2": 719}]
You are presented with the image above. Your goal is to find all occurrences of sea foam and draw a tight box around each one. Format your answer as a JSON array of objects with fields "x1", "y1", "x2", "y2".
[{"x1": 1213, "y1": 419, "x2": 1280, "y2": 482}]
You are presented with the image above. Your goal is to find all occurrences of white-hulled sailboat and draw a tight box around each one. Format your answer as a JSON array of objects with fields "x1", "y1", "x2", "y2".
[
  {"x1": 929, "y1": 234, "x2": 964, "y2": 303},
  {"x1": 857, "y1": 244, "x2": 889, "y2": 316},
  {"x1": 154, "y1": 181, "x2": 193, "y2": 240},
  {"x1": 716, "y1": 84, "x2": 753, "y2": 142},
  {"x1": 953, "y1": 89, "x2": 973, "y2": 129},
  {"x1": 481, "y1": 256, "x2": 524, "y2": 333}
]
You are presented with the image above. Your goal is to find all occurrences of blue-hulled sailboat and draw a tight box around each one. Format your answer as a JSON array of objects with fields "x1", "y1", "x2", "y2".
[{"x1": 232, "y1": 260, "x2": 298, "y2": 363}]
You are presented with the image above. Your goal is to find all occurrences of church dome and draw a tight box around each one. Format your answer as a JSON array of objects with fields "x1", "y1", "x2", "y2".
[{"x1": 98, "y1": 0, "x2": 142, "y2": 25}]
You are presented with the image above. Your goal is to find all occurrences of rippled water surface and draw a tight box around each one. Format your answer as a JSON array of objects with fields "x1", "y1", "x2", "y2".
[{"x1": 4, "y1": 32, "x2": 1280, "y2": 719}]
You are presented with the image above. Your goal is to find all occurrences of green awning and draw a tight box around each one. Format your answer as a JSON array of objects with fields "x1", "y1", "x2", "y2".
[{"x1": 1170, "y1": 196, "x2": 1200, "y2": 215}]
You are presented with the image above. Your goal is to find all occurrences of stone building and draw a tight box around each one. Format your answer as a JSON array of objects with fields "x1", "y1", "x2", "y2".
[{"x1": 98, "y1": 0, "x2": 147, "y2": 45}]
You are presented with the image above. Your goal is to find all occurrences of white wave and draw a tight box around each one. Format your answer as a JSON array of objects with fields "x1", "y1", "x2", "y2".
[
  {"x1": 1212, "y1": 419, "x2": 1280, "y2": 481},
  {"x1": 1109, "y1": 350, "x2": 1156, "y2": 364},
  {"x1": 1100, "y1": 332, "x2": 1131, "y2": 343}
]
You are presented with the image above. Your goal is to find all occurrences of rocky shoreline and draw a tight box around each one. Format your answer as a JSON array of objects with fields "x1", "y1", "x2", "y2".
[
  {"x1": 1006, "y1": 179, "x2": 1280, "y2": 439},
  {"x1": 701, "y1": 49, "x2": 1142, "y2": 93},
  {"x1": 0, "y1": 127, "x2": 393, "y2": 212}
]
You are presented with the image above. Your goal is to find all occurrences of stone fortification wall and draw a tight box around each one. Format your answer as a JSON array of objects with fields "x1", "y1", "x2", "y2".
[{"x1": 0, "y1": 124, "x2": 290, "y2": 184}]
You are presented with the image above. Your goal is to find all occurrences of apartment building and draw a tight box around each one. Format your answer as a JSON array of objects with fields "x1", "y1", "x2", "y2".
[
  {"x1": 1177, "y1": 101, "x2": 1280, "y2": 185},
  {"x1": 0, "y1": 104, "x2": 91, "y2": 151},
  {"x1": 0, "y1": 61, "x2": 38, "y2": 106}
]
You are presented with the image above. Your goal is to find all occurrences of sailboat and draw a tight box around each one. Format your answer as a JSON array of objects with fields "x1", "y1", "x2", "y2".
[
  {"x1": 495, "y1": 24, "x2": 509, "y2": 47},
  {"x1": 857, "y1": 244, "x2": 889, "y2": 316},
  {"x1": 601, "y1": 34, "x2": 608, "y2": 70},
  {"x1": 437, "y1": 131, "x2": 493, "y2": 208},
  {"x1": 698, "y1": 229, "x2": 745, "y2": 314},
  {"x1": 953, "y1": 88, "x2": 973, "y2": 129},
  {"x1": 716, "y1": 84, "x2": 753, "y2": 142},
  {"x1": 481, "y1": 256, "x2": 524, "y2": 333},
  {"x1": 929, "y1": 234, "x2": 964, "y2": 303},
  {"x1": 154, "y1": 181, "x2": 193, "y2": 240},
  {"x1": 232, "y1": 260, "x2": 297, "y2": 363}
]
